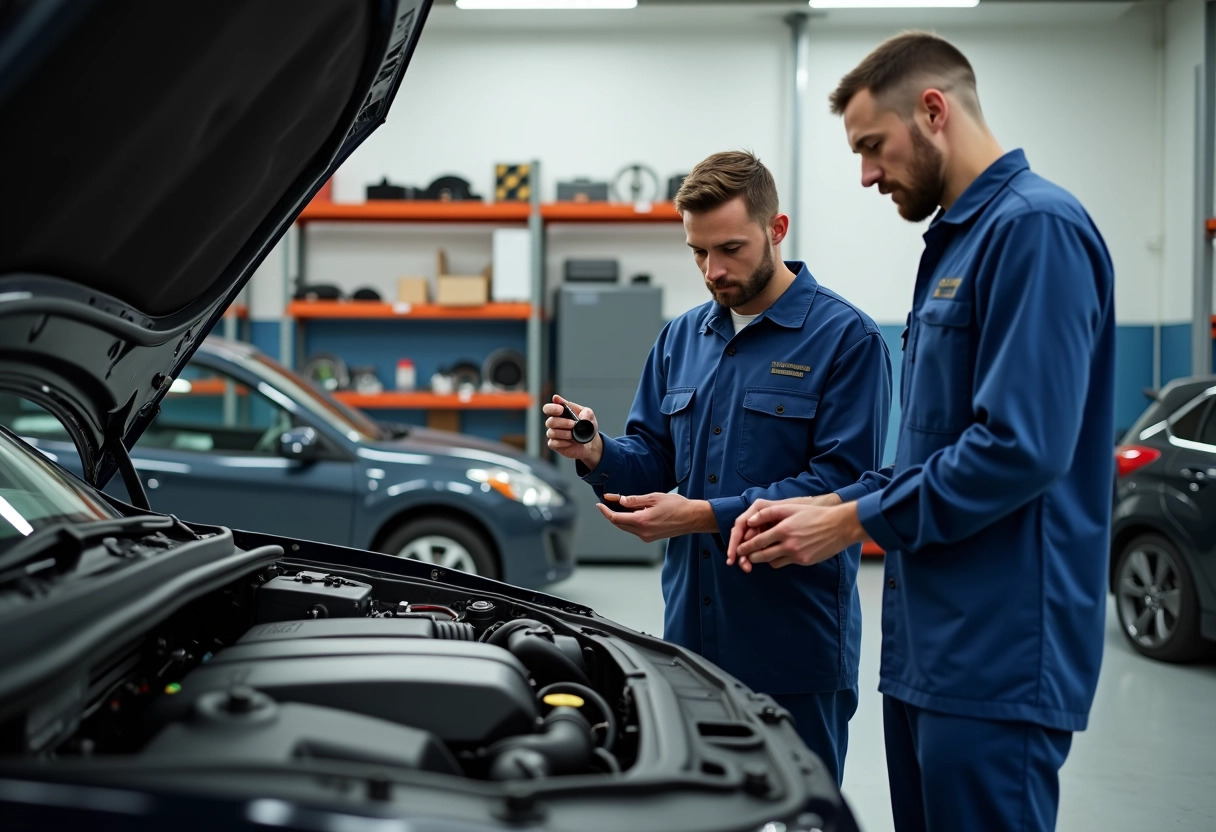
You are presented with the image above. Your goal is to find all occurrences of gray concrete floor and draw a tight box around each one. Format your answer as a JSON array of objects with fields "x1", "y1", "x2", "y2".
[{"x1": 555, "y1": 558, "x2": 1216, "y2": 832}]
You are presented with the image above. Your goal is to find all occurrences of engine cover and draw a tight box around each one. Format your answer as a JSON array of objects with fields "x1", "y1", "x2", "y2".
[{"x1": 152, "y1": 620, "x2": 539, "y2": 745}]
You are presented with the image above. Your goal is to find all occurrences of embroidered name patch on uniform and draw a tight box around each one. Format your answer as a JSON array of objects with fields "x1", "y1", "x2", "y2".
[
  {"x1": 933, "y1": 277, "x2": 962, "y2": 299},
  {"x1": 771, "y1": 361, "x2": 810, "y2": 378}
]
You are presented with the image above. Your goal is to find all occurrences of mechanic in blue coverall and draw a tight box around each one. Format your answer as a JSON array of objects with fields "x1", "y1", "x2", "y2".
[
  {"x1": 728, "y1": 34, "x2": 1115, "y2": 832},
  {"x1": 543, "y1": 150, "x2": 892, "y2": 786}
]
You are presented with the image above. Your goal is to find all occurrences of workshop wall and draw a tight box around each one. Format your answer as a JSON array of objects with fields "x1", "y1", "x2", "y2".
[{"x1": 248, "y1": 1, "x2": 1208, "y2": 444}]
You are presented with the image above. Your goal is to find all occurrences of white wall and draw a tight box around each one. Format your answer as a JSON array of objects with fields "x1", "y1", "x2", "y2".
[
  {"x1": 801, "y1": 4, "x2": 1164, "y2": 324},
  {"x1": 251, "y1": 2, "x2": 1175, "y2": 326},
  {"x1": 1163, "y1": 0, "x2": 1208, "y2": 322}
]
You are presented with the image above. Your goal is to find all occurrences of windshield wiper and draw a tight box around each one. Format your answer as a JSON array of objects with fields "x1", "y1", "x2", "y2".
[{"x1": 0, "y1": 515, "x2": 184, "y2": 581}]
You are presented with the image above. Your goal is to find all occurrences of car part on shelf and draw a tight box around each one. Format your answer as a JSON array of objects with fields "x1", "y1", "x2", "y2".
[
  {"x1": 556, "y1": 177, "x2": 609, "y2": 202},
  {"x1": 294, "y1": 283, "x2": 343, "y2": 300},
  {"x1": 563, "y1": 258, "x2": 619, "y2": 283},
  {"x1": 425, "y1": 174, "x2": 480, "y2": 202},
  {"x1": 350, "y1": 366, "x2": 383, "y2": 394},
  {"x1": 666, "y1": 172, "x2": 689, "y2": 200},
  {"x1": 366, "y1": 177, "x2": 421, "y2": 200},
  {"x1": 482, "y1": 348, "x2": 526, "y2": 391},
  {"x1": 302, "y1": 352, "x2": 350, "y2": 392},
  {"x1": 612, "y1": 162, "x2": 660, "y2": 203}
]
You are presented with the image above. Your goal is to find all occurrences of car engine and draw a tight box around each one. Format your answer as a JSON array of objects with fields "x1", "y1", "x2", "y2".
[{"x1": 0, "y1": 526, "x2": 857, "y2": 832}]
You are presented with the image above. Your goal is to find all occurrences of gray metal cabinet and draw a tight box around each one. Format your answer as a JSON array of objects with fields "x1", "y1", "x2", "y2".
[{"x1": 556, "y1": 284, "x2": 664, "y2": 562}]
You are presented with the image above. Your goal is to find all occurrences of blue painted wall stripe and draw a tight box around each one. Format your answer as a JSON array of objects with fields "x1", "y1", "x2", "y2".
[{"x1": 243, "y1": 318, "x2": 1212, "y2": 456}]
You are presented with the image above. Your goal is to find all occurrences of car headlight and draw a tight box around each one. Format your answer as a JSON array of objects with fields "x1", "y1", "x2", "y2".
[{"x1": 467, "y1": 467, "x2": 565, "y2": 507}]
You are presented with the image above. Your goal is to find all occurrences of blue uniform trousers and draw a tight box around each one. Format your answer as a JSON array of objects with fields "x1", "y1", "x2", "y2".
[
  {"x1": 883, "y1": 696, "x2": 1073, "y2": 832},
  {"x1": 772, "y1": 687, "x2": 859, "y2": 787}
]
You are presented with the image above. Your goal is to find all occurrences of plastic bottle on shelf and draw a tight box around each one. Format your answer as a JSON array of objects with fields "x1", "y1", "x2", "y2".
[{"x1": 395, "y1": 359, "x2": 416, "y2": 391}]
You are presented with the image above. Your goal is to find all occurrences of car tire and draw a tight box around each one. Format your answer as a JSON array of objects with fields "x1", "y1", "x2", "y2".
[
  {"x1": 1114, "y1": 533, "x2": 1205, "y2": 662},
  {"x1": 377, "y1": 517, "x2": 499, "y2": 580}
]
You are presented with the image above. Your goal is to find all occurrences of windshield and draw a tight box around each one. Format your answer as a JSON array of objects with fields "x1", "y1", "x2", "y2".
[
  {"x1": 0, "y1": 428, "x2": 121, "y2": 554},
  {"x1": 243, "y1": 351, "x2": 383, "y2": 443}
]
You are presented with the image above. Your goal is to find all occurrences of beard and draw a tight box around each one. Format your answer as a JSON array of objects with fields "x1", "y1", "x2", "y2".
[
  {"x1": 708, "y1": 243, "x2": 776, "y2": 309},
  {"x1": 893, "y1": 126, "x2": 946, "y2": 223}
]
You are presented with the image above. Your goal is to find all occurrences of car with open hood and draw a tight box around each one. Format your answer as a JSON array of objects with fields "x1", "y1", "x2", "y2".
[{"x1": 0, "y1": 2, "x2": 858, "y2": 830}]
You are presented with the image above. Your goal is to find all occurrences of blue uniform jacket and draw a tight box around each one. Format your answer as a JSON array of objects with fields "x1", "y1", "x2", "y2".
[
  {"x1": 845, "y1": 150, "x2": 1115, "y2": 731},
  {"x1": 582, "y1": 264, "x2": 891, "y2": 694}
]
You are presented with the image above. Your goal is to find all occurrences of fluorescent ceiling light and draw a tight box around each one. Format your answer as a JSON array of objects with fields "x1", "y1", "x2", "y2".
[
  {"x1": 456, "y1": 0, "x2": 637, "y2": 9},
  {"x1": 810, "y1": 0, "x2": 979, "y2": 8}
]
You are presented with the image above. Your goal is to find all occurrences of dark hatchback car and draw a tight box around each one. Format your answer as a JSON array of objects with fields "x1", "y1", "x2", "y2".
[
  {"x1": 1112, "y1": 375, "x2": 1216, "y2": 661},
  {"x1": 3, "y1": 336, "x2": 575, "y2": 588},
  {"x1": 0, "y1": 2, "x2": 857, "y2": 831}
]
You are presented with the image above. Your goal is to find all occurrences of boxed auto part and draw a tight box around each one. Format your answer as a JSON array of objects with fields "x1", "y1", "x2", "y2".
[
  {"x1": 436, "y1": 249, "x2": 489, "y2": 306},
  {"x1": 397, "y1": 277, "x2": 429, "y2": 304}
]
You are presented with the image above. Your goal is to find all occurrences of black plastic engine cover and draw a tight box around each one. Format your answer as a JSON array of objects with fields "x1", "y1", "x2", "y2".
[
  {"x1": 154, "y1": 631, "x2": 539, "y2": 745},
  {"x1": 141, "y1": 693, "x2": 462, "y2": 775}
]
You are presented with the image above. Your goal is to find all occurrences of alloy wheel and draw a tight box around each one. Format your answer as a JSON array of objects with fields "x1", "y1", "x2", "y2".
[
  {"x1": 395, "y1": 534, "x2": 480, "y2": 574},
  {"x1": 1117, "y1": 540, "x2": 1183, "y2": 650}
]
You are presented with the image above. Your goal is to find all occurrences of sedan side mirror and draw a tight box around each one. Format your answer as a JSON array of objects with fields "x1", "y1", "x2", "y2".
[{"x1": 278, "y1": 426, "x2": 320, "y2": 462}]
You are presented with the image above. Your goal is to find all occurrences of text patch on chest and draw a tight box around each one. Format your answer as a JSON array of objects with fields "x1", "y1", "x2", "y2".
[
  {"x1": 771, "y1": 361, "x2": 810, "y2": 378},
  {"x1": 933, "y1": 277, "x2": 963, "y2": 299}
]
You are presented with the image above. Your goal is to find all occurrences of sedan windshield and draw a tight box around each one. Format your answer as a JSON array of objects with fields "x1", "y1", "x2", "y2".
[
  {"x1": 243, "y1": 351, "x2": 384, "y2": 443},
  {"x1": 0, "y1": 428, "x2": 120, "y2": 554}
]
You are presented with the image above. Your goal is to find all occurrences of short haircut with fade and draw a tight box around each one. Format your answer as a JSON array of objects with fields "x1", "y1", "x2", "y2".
[
  {"x1": 674, "y1": 150, "x2": 779, "y2": 228},
  {"x1": 829, "y1": 31, "x2": 982, "y2": 121}
]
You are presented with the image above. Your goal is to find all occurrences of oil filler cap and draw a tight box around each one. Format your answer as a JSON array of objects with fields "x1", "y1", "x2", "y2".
[{"x1": 542, "y1": 693, "x2": 585, "y2": 709}]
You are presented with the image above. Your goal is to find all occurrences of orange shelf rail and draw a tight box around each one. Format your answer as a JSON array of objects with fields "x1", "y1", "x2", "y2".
[
  {"x1": 332, "y1": 391, "x2": 532, "y2": 410},
  {"x1": 297, "y1": 200, "x2": 531, "y2": 224},
  {"x1": 288, "y1": 300, "x2": 532, "y2": 320},
  {"x1": 541, "y1": 201, "x2": 681, "y2": 223},
  {"x1": 862, "y1": 541, "x2": 885, "y2": 557}
]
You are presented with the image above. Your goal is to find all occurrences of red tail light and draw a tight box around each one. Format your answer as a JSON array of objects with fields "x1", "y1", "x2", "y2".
[{"x1": 1115, "y1": 445, "x2": 1161, "y2": 477}]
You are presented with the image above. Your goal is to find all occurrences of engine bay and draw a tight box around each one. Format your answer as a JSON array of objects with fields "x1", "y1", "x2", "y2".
[{"x1": 0, "y1": 528, "x2": 857, "y2": 831}]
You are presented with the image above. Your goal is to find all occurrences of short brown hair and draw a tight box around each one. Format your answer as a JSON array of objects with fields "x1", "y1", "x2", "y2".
[
  {"x1": 674, "y1": 150, "x2": 779, "y2": 227},
  {"x1": 829, "y1": 31, "x2": 981, "y2": 120}
]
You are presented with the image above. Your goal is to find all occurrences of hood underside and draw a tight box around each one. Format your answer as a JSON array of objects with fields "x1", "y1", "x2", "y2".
[{"x1": 0, "y1": 0, "x2": 431, "y2": 486}]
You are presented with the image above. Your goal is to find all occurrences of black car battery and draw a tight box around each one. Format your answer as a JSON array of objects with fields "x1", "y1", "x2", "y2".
[{"x1": 256, "y1": 571, "x2": 372, "y2": 623}]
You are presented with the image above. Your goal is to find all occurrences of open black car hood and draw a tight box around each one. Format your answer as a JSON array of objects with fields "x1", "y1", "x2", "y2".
[{"x1": 0, "y1": 0, "x2": 432, "y2": 488}]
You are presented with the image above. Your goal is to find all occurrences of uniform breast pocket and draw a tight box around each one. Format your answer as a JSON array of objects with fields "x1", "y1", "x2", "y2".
[
  {"x1": 904, "y1": 300, "x2": 975, "y2": 435},
  {"x1": 660, "y1": 387, "x2": 696, "y2": 483},
  {"x1": 737, "y1": 388, "x2": 819, "y2": 485}
]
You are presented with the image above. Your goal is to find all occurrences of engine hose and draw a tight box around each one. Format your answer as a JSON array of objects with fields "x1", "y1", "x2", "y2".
[
  {"x1": 488, "y1": 620, "x2": 591, "y2": 688},
  {"x1": 486, "y1": 706, "x2": 595, "y2": 781},
  {"x1": 536, "y1": 682, "x2": 617, "y2": 751}
]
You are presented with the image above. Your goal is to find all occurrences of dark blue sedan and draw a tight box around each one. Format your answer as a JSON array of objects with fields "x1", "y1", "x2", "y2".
[{"x1": 1, "y1": 337, "x2": 576, "y2": 588}]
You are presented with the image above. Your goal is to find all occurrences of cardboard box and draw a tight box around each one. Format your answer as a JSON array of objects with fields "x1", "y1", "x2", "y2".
[
  {"x1": 397, "y1": 277, "x2": 429, "y2": 304},
  {"x1": 437, "y1": 276, "x2": 488, "y2": 306},
  {"x1": 435, "y1": 249, "x2": 489, "y2": 306}
]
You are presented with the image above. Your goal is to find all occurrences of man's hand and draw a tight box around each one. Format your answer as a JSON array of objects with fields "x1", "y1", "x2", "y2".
[
  {"x1": 544, "y1": 394, "x2": 603, "y2": 470},
  {"x1": 726, "y1": 493, "x2": 844, "y2": 572},
  {"x1": 595, "y1": 493, "x2": 716, "y2": 543},
  {"x1": 728, "y1": 500, "x2": 867, "y2": 570}
]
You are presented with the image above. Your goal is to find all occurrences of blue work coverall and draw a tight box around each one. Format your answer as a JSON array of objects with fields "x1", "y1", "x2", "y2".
[
  {"x1": 580, "y1": 264, "x2": 891, "y2": 784},
  {"x1": 840, "y1": 150, "x2": 1115, "y2": 831}
]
